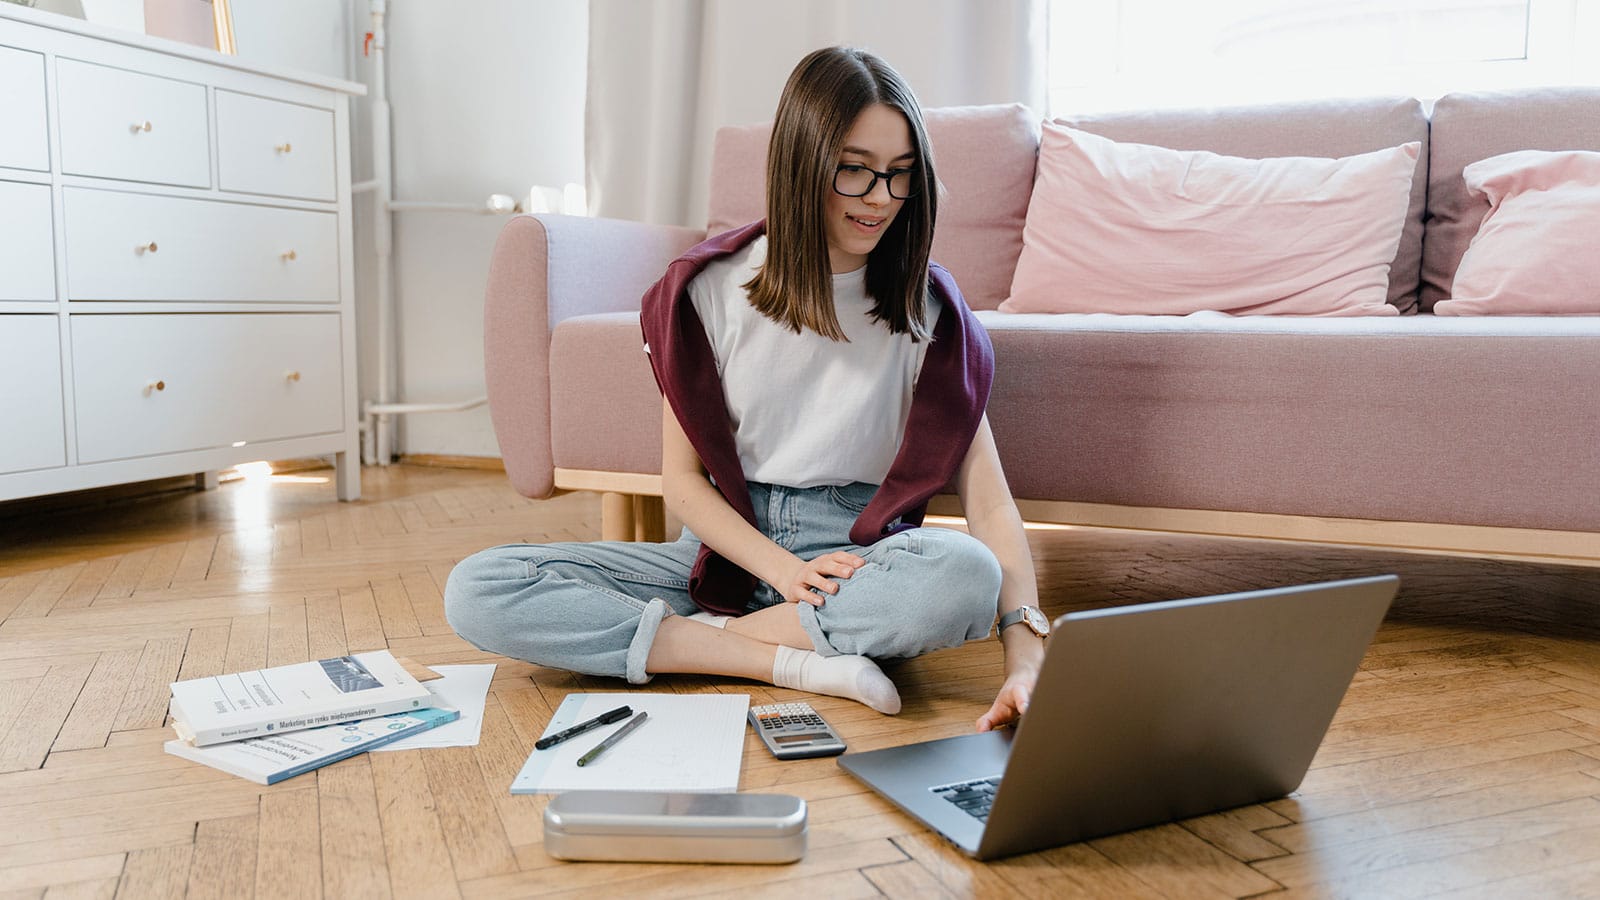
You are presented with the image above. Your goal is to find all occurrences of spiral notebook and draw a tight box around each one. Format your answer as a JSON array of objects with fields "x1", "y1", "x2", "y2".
[{"x1": 511, "y1": 692, "x2": 749, "y2": 794}]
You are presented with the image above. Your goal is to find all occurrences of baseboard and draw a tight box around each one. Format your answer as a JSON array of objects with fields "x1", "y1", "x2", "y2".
[{"x1": 255, "y1": 457, "x2": 334, "y2": 475}]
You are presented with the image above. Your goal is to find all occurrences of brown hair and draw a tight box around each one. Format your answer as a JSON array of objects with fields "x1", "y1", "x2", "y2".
[{"x1": 744, "y1": 47, "x2": 937, "y2": 342}]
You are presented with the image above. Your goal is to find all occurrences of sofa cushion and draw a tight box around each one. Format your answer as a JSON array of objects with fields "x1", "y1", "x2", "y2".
[
  {"x1": 1435, "y1": 150, "x2": 1600, "y2": 316},
  {"x1": 1000, "y1": 124, "x2": 1416, "y2": 316},
  {"x1": 1423, "y1": 88, "x2": 1600, "y2": 311},
  {"x1": 707, "y1": 103, "x2": 1039, "y2": 312},
  {"x1": 975, "y1": 311, "x2": 1600, "y2": 531},
  {"x1": 1058, "y1": 96, "x2": 1429, "y2": 314}
]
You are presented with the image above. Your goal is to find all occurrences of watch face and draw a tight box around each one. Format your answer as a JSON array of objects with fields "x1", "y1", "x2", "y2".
[{"x1": 1023, "y1": 607, "x2": 1050, "y2": 635}]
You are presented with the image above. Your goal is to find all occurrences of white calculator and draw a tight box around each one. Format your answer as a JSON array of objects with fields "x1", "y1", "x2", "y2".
[{"x1": 748, "y1": 702, "x2": 847, "y2": 759}]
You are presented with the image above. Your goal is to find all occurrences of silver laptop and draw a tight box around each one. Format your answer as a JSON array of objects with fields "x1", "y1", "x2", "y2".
[{"x1": 838, "y1": 575, "x2": 1398, "y2": 860}]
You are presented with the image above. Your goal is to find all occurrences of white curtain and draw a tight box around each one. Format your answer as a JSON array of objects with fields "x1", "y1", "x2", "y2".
[{"x1": 586, "y1": 0, "x2": 1048, "y2": 228}]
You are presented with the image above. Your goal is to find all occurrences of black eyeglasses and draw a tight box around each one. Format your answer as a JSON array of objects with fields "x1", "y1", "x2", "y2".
[{"x1": 833, "y1": 164, "x2": 919, "y2": 199}]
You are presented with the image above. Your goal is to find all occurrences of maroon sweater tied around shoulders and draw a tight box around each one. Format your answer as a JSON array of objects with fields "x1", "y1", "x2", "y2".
[{"x1": 638, "y1": 220, "x2": 995, "y2": 616}]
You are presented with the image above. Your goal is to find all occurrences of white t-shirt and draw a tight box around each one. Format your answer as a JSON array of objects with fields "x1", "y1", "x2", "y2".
[{"x1": 686, "y1": 236, "x2": 939, "y2": 488}]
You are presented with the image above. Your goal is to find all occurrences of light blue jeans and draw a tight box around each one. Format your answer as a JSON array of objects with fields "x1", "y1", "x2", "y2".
[{"x1": 444, "y1": 481, "x2": 1002, "y2": 683}]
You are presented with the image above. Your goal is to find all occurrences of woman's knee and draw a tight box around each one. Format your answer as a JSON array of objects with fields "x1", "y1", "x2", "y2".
[
  {"x1": 828, "y1": 529, "x2": 1000, "y2": 657},
  {"x1": 917, "y1": 529, "x2": 1003, "y2": 634},
  {"x1": 442, "y1": 546, "x2": 530, "y2": 649}
]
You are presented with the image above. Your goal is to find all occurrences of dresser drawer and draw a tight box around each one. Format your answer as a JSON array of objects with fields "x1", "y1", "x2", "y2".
[
  {"x1": 217, "y1": 90, "x2": 336, "y2": 201},
  {"x1": 71, "y1": 313, "x2": 343, "y2": 463},
  {"x1": 0, "y1": 46, "x2": 49, "y2": 172},
  {"x1": 56, "y1": 58, "x2": 210, "y2": 188},
  {"x1": 0, "y1": 181, "x2": 56, "y2": 300},
  {"x1": 64, "y1": 188, "x2": 338, "y2": 302},
  {"x1": 0, "y1": 315, "x2": 67, "y2": 474}
]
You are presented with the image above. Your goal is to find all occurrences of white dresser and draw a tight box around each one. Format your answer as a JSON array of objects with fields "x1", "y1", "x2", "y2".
[{"x1": 0, "y1": 6, "x2": 363, "y2": 502}]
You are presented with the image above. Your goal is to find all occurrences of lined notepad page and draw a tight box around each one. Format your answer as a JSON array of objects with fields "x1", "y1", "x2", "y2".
[{"x1": 511, "y1": 692, "x2": 749, "y2": 794}]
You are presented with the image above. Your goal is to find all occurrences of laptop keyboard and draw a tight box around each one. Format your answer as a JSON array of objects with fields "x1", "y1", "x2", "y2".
[{"x1": 931, "y1": 775, "x2": 1003, "y2": 821}]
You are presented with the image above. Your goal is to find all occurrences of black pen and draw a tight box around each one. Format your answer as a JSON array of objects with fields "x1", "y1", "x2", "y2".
[
  {"x1": 535, "y1": 704, "x2": 632, "y2": 750},
  {"x1": 576, "y1": 710, "x2": 648, "y2": 767}
]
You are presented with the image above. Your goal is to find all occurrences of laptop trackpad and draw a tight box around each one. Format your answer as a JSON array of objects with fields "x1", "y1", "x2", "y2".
[{"x1": 838, "y1": 729, "x2": 1015, "y2": 853}]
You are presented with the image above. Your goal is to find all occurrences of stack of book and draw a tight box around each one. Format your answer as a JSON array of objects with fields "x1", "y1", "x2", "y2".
[{"x1": 164, "y1": 649, "x2": 459, "y2": 784}]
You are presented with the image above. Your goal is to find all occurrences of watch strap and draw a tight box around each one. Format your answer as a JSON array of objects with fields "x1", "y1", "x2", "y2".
[
  {"x1": 997, "y1": 607, "x2": 1040, "y2": 635},
  {"x1": 996, "y1": 608, "x2": 1025, "y2": 632}
]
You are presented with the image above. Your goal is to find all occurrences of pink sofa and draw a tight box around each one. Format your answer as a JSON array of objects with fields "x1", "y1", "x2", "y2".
[{"x1": 483, "y1": 89, "x2": 1600, "y2": 562}]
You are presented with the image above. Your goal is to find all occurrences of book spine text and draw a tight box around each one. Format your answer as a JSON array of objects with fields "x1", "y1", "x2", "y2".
[{"x1": 190, "y1": 696, "x2": 427, "y2": 746}]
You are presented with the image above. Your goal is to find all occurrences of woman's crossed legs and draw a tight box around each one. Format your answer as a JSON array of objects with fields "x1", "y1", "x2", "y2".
[{"x1": 443, "y1": 526, "x2": 999, "y2": 714}]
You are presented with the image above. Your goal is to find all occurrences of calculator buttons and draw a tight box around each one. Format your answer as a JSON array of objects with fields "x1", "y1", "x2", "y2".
[{"x1": 749, "y1": 702, "x2": 846, "y2": 759}]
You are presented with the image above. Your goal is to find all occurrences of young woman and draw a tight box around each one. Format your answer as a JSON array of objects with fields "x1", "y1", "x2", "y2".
[{"x1": 446, "y1": 46, "x2": 1043, "y2": 731}]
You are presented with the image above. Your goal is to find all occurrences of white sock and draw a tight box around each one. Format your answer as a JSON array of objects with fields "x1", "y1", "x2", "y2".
[
  {"x1": 772, "y1": 645, "x2": 901, "y2": 715},
  {"x1": 687, "y1": 611, "x2": 731, "y2": 629}
]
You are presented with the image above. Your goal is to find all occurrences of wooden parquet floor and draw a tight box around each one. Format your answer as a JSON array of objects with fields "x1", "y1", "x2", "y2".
[{"x1": 1, "y1": 465, "x2": 1598, "y2": 899}]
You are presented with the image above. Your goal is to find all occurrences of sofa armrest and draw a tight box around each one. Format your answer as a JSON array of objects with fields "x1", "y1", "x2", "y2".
[{"x1": 484, "y1": 213, "x2": 705, "y2": 498}]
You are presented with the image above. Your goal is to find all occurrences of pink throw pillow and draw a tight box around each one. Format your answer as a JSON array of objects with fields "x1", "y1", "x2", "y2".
[
  {"x1": 1000, "y1": 124, "x2": 1419, "y2": 316},
  {"x1": 1434, "y1": 150, "x2": 1600, "y2": 316}
]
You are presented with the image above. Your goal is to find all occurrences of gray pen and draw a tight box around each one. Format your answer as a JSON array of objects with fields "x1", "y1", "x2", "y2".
[{"x1": 575, "y1": 710, "x2": 649, "y2": 767}]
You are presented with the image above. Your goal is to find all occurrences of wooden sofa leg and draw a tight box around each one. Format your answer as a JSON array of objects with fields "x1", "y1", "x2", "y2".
[
  {"x1": 633, "y1": 495, "x2": 665, "y2": 542},
  {"x1": 601, "y1": 492, "x2": 636, "y2": 542}
]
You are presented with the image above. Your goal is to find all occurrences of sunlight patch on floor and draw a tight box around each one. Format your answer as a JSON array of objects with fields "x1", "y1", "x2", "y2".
[{"x1": 221, "y1": 461, "x2": 331, "y2": 486}]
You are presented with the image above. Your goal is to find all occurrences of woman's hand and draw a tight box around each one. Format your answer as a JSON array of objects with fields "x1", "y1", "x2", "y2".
[
  {"x1": 976, "y1": 669, "x2": 1036, "y2": 732},
  {"x1": 781, "y1": 551, "x2": 865, "y2": 606}
]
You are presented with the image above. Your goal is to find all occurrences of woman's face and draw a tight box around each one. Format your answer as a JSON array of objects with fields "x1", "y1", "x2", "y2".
[{"x1": 823, "y1": 103, "x2": 915, "y2": 274}]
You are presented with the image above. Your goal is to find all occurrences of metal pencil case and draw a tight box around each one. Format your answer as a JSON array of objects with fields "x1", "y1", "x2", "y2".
[{"x1": 543, "y1": 791, "x2": 807, "y2": 864}]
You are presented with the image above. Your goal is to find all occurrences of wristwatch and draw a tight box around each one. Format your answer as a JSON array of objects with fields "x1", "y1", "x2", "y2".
[{"x1": 997, "y1": 606, "x2": 1050, "y2": 638}]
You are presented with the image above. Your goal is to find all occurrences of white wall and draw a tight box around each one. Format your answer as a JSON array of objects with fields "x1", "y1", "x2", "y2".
[
  {"x1": 229, "y1": 0, "x2": 589, "y2": 459},
  {"x1": 384, "y1": 1, "x2": 587, "y2": 457},
  {"x1": 231, "y1": 0, "x2": 352, "y2": 82},
  {"x1": 587, "y1": 0, "x2": 1045, "y2": 228}
]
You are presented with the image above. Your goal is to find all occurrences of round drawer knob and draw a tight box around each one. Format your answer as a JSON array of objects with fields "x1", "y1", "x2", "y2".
[
  {"x1": 132, "y1": 121, "x2": 153, "y2": 133},
  {"x1": 280, "y1": 249, "x2": 297, "y2": 262},
  {"x1": 137, "y1": 242, "x2": 158, "y2": 255},
  {"x1": 146, "y1": 379, "x2": 166, "y2": 394},
  {"x1": 285, "y1": 371, "x2": 301, "y2": 383},
  {"x1": 275, "y1": 142, "x2": 293, "y2": 154}
]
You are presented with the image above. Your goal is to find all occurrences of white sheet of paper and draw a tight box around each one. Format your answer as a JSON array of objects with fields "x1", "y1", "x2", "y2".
[
  {"x1": 371, "y1": 664, "x2": 495, "y2": 751},
  {"x1": 511, "y1": 692, "x2": 749, "y2": 794}
]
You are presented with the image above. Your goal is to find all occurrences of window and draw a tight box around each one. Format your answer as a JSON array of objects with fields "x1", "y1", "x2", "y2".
[{"x1": 1049, "y1": 0, "x2": 1600, "y2": 115}]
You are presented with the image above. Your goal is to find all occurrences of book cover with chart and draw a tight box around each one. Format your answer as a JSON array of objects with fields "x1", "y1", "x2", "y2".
[
  {"x1": 512, "y1": 693, "x2": 749, "y2": 794},
  {"x1": 169, "y1": 650, "x2": 435, "y2": 746},
  {"x1": 165, "y1": 706, "x2": 460, "y2": 785}
]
